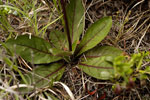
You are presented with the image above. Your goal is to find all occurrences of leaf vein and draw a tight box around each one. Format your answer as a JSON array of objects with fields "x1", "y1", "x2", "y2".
[
  {"x1": 16, "y1": 44, "x2": 53, "y2": 55},
  {"x1": 79, "y1": 63, "x2": 113, "y2": 69},
  {"x1": 79, "y1": 23, "x2": 106, "y2": 52}
]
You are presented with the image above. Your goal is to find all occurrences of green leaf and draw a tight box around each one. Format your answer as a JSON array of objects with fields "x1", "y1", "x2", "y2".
[
  {"x1": 19, "y1": 62, "x2": 65, "y2": 93},
  {"x1": 66, "y1": 0, "x2": 84, "y2": 51},
  {"x1": 78, "y1": 46, "x2": 123, "y2": 80},
  {"x1": 77, "y1": 17, "x2": 112, "y2": 56},
  {"x1": 49, "y1": 30, "x2": 69, "y2": 51},
  {"x1": 3, "y1": 35, "x2": 65, "y2": 64}
]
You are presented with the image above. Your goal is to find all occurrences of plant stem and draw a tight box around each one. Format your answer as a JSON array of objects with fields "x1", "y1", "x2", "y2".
[{"x1": 60, "y1": 0, "x2": 72, "y2": 51}]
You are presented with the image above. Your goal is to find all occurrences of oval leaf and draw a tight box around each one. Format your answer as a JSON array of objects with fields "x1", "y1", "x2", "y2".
[
  {"x1": 19, "y1": 62, "x2": 65, "y2": 93},
  {"x1": 77, "y1": 17, "x2": 112, "y2": 56},
  {"x1": 3, "y1": 35, "x2": 64, "y2": 64},
  {"x1": 66, "y1": 0, "x2": 84, "y2": 51},
  {"x1": 78, "y1": 46, "x2": 123, "y2": 80}
]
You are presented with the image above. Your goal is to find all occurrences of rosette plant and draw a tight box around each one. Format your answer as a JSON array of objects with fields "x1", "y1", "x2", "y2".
[{"x1": 2, "y1": 0, "x2": 123, "y2": 92}]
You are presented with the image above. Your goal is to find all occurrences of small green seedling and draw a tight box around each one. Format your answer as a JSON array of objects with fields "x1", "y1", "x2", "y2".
[
  {"x1": 113, "y1": 51, "x2": 150, "y2": 93},
  {"x1": 2, "y1": 0, "x2": 135, "y2": 94}
]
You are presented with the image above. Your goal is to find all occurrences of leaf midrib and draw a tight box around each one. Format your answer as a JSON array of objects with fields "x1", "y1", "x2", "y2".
[
  {"x1": 15, "y1": 43, "x2": 53, "y2": 55},
  {"x1": 79, "y1": 23, "x2": 106, "y2": 52},
  {"x1": 35, "y1": 64, "x2": 65, "y2": 84},
  {"x1": 79, "y1": 63, "x2": 113, "y2": 69}
]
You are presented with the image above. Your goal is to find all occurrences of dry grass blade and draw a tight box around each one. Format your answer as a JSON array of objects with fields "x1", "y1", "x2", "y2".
[
  {"x1": 134, "y1": 23, "x2": 150, "y2": 53},
  {"x1": 54, "y1": 82, "x2": 75, "y2": 100}
]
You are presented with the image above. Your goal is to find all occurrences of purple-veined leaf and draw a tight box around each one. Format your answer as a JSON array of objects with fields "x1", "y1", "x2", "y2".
[
  {"x1": 66, "y1": 0, "x2": 84, "y2": 51},
  {"x1": 3, "y1": 35, "x2": 69, "y2": 64},
  {"x1": 77, "y1": 17, "x2": 112, "y2": 56},
  {"x1": 19, "y1": 62, "x2": 65, "y2": 93},
  {"x1": 79, "y1": 46, "x2": 123, "y2": 80}
]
